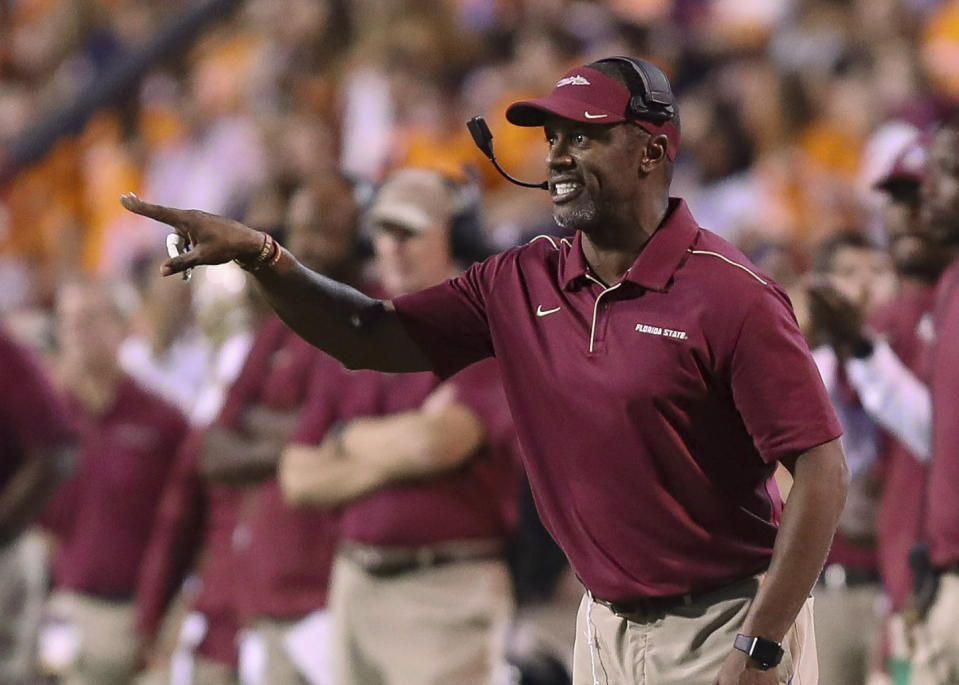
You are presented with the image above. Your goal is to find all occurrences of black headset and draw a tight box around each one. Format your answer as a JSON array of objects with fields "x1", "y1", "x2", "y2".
[{"x1": 593, "y1": 56, "x2": 676, "y2": 124}]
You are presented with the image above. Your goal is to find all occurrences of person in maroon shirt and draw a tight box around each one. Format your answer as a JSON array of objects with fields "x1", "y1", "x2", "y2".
[
  {"x1": 0, "y1": 330, "x2": 74, "y2": 685},
  {"x1": 42, "y1": 279, "x2": 187, "y2": 685},
  {"x1": 910, "y1": 114, "x2": 959, "y2": 684},
  {"x1": 122, "y1": 56, "x2": 848, "y2": 685},
  {"x1": 279, "y1": 168, "x2": 522, "y2": 685},
  {"x1": 805, "y1": 137, "x2": 952, "y2": 682},
  {"x1": 135, "y1": 431, "x2": 247, "y2": 685},
  {"x1": 136, "y1": 173, "x2": 367, "y2": 685}
]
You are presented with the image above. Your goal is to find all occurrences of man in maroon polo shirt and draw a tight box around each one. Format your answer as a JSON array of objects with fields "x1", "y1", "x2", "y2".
[
  {"x1": 806, "y1": 136, "x2": 949, "y2": 681},
  {"x1": 122, "y1": 56, "x2": 848, "y2": 684},
  {"x1": 910, "y1": 114, "x2": 959, "y2": 684},
  {"x1": 804, "y1": 231, "x2": 887, "y2": 685},
  {"x1": 42, "y1": 279, "x2": 188, "y2": 685},
  {"x1": 279, "y1": 168, "x2": 521, "y2": 685},
  {"x1": 0, "y1": 330, "x2": 74, "y2": 684},
  {"x1": 175, "y1": 173, "x2": 366, "y2": 685},
  {"x1": 137, "y1": 174, "x2": 367, "y2": 685}
]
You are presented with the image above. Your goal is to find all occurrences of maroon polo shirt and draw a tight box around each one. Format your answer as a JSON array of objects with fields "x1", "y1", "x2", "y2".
[
  {"x1": 927, "y1": 261, "x2": 959, "y2": 567},
  {"x1": 393, "y1": 198, "x2": 841, "y2": 601},
  {"x1": 337, "y1": 358, "x2": 521, "y2": 547},
  {"x1": 869, "y1": 284, "x2": 935, "y2": 610},
  {"x1": 0, "y1": 331, "x2": 74, "y2": 493},
  {"x1": 237, "y1": 334, "x2": 342, "y2": 621},
  {"x1": 135, "y1": 432, "x2": 244, "y2": 666},
  {"x1": 136, "y1": 316, "x2": 306, "y2": 664},
  {"x1": 45, "y1": 377, "x2": 187, "y2": 598}
]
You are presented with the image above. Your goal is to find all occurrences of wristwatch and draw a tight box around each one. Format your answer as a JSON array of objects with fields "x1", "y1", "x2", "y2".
[{"x1": 733, "y1": 634, "x2": 784, "y2": 670}]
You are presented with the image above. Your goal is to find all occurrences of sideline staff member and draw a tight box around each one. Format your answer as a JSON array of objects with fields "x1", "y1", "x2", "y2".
[{"x1": 122, "y1": 56, "x2": 848, "y2": 685}]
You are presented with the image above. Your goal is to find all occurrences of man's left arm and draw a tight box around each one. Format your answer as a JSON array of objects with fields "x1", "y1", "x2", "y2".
[
  {"x1": 720, "y1": 287, "x2": 848, "y2": 683},
  {"x1": 716, "y1": 438, "x2": 848, "y2": 683}
]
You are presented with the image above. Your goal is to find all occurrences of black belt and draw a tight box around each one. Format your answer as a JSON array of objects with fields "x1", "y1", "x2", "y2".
[
  {"x1": 339, "y1": 539, "x2": 504, "y2": 578},
  {"x1": 594, "y1": 575, "x2": 762, "y2": 620}
]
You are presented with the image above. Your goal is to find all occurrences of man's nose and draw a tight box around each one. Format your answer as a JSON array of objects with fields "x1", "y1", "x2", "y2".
[{"x1": 546, "y1": 140, "x2": 573, "y2": 169}]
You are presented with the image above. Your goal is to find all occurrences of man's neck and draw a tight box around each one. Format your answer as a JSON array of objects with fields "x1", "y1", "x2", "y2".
[{"x1": 580, "y1": 197, "x2": 669, "y2": 285}]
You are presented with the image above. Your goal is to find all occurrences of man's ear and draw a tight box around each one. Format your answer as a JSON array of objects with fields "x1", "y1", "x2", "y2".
[{"x1": 639, "y1": 134, "x2": 669, "y2": 175}]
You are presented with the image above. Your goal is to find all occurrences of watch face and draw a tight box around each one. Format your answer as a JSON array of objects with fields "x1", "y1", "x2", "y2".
[
  {"x1": 735, "y1": 634, "x2": 784, "y2": 670},
  {"x1": 750, "y1": 638, "x2": 784, "y2": 669}
]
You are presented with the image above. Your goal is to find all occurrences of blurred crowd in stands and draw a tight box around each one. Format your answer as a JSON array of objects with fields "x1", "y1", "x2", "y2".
[{"x1": 2, "y1": 0, "x2": 959, "y2": 684}]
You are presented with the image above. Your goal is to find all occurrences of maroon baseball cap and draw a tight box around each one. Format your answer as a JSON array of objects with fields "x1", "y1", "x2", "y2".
[
  {"x1": 875, "y1": 137, "x2": 927, "y2": 194},
  {"x1": 506, "y1": 63, "x2": 680, "y2": 160}
]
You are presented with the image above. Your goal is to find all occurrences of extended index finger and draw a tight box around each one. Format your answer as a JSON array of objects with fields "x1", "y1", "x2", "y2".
[{"x1": 120, "y1": 193, "x2": 189, "y2": 227}]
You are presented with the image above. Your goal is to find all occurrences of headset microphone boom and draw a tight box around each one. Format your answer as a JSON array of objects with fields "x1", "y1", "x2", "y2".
[{"x1": 466, "y1": 116, "x2": 548, "y2": 190}]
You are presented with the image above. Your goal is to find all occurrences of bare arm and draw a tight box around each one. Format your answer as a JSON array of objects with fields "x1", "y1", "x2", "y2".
[
  {"x1": 280, "y1": 390, "x2": 487, "y2": 507},
  {"x1": 120, "y1": 194, "x2": 431, "y2": 373},
  {"x1": 341, "y1": 384, "x2": 486, "y2": 477},
  {"x1": 279, "y1": 440, "x2": 392, "y2": 507},
  {"x1": 0, "y1": 444, "x2": 72, "y2": 540},
  {"x1": 741, "y1": 438, "x2": 848, "y2": 638},
  {"x1": 198, "y1": 425, "x2": 285, "y2": 485},
  {"x1": 715, "y1": 438, "x2": 848, "y2": 683}
]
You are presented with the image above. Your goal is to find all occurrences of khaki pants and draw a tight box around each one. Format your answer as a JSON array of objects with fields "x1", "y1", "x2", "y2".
[
  {"x1": 329, "y1": 553, "x2": 514, "y2": 685},
  {"x1": 0, "y1": 533, "x2": 48, "y2": 684},
  {"x1": 911, "y1": 571, "x2": 959, "y2": 684},
  {"x1": 137, "y1": 656, "x2": 236, "y2": 685},
  {"x1": 509, "y1": 568, "x2": 583, "y2": 675},
  {"x1": 573, "y1": 577, "x2": 818, "y2": 685},
  {"x1": 49, "y1": 591, "x2": 139, "y2": 685},
  {"x1": 812, "y1": 582, "x2": 883, "y2": 684},
  {"x1": 244, "y1": 618, "x2": 310, "y2": 685}
]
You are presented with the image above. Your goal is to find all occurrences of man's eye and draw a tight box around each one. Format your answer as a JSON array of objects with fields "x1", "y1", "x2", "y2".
[{"x1": 573, "y1": 134, "x2": 587, "y2": 145}]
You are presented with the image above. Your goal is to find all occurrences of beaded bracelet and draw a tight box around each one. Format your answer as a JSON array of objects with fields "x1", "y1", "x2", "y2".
[{"x1": 235, "y1": 231, "x2": 281, "y2": 272}]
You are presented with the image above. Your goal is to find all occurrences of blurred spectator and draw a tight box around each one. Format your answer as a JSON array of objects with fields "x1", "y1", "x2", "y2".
[
  {"x1": 39, "y1": 279, "x2": 188, "y2": 685},
  {"x1": 804, "y1": 131, "x2": 952, "y2": 679},
  {"x1": 280, "y1": 168, "x2": 522, "y2": 685},
  {"x1": 0, "y1": 329, "x2": 75, "y2": 685},
  {"x1": 140, "y1": 172, "x2": 370, "y2": 685},
  {"x1": 2, "y1": 0, "x2": 957, "y2": 300},
  {"x1": 132, "y1": 284, "x2": 271, "y2": 685},
  {"x1": 911, "y1": 113, "x2": 959, "y2": 685},
  {"x1": 218, "y1": 173, "x2": 367, "y2": 685},
  {"x1": 118, "y1": 251, "x2": 214, "y2": 421},
  {"x1": 806, "y1": 232, "x2": 886, "y2": 685}
]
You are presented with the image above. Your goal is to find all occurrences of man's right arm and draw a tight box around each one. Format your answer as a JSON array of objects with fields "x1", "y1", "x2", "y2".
[{"x1": 121, "y1": 194, "x2": 432, "y2": 373}]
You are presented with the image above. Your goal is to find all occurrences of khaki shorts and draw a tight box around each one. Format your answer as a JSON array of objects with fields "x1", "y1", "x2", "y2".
[{"x1": 573, "y1": 576, "x2": 817, "y2": 685}]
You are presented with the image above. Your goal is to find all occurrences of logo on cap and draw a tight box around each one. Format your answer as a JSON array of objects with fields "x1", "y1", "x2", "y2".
[{"x1": 556, "y1": 75, "x2": 591, "y2": 88}]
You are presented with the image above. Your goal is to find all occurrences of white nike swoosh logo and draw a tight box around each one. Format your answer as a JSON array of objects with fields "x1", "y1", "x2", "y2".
[
  {"x1": 536, "y1": 305, "x2": 561, "y2": 317},
  {"x1": 583, "y1": 111, "x2": 608, "y2": 119}
]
